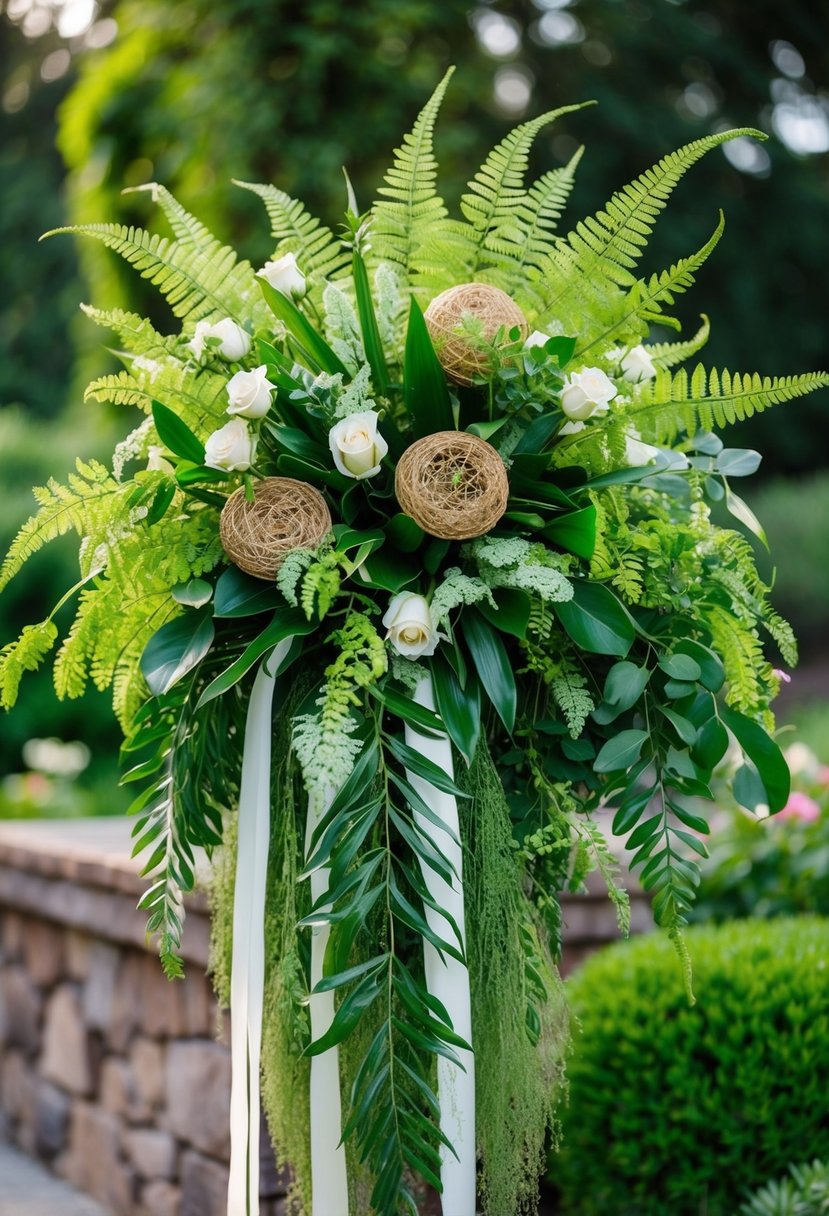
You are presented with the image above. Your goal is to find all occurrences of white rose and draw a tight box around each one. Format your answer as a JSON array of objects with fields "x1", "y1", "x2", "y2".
[
  {"x1": 524, "y1": 329, "x2": 551, "y2": 349},
  {"x1": 189, "y1": 318, "x2": 251, "y2": 362},
  {"x1": 204, "y1": 418, "x2": 255, "y2": 471},
  {"x1": 559, "y1": 368, "x2": 618, "y2": 421},
  {"x1": 624, "y1": 428, "x2": 689, "y2": 470},
  {"x1": 258, "y1": 253, "x2": 307, "y2": 300},
  {"x1": 620, "y1": 344, "x2": 657, "y2": 383},
  {"x1": 226, "y1": 366, "x2": 275, "y2": 420},
  {"x1": 146, "y1": 445, "x2": 175, "y2": 475},
  {"x1": 382, "y1": 593, "x2": 441, "y2": 659},
  {"x1": 329, "y1": 410, "x2": 389, "y2": 480}
]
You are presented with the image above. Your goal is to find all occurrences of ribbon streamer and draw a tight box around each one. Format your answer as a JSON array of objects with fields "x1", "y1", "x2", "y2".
[
  {"x1": 227, "y1": 644, "x2": 289, "y2": 1216},
  {"x1": 405, "y1": 672, "x2": 476, "y2": 1216},
  {"x1": 306, "y1": 788, "x2": 350, "y2": 1216}
]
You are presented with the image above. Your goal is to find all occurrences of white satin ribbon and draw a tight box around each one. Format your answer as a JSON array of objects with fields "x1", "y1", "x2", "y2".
[
  {"x1": 404, "y1": 673, "x2": 476, "y2": 1216},
  {"x1": 305, "y1": 787, "x2": 350, "y2": 1216},
  {"x1": 227, "y1": 643, "x2": 291, "y2": 1216}
]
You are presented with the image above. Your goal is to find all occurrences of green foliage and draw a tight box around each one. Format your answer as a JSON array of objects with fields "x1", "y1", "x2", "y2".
[
  {"x1": 556, "y1": 918, "x2": 829, "y2": 1216},
  {"x1": 234, "y1": 179, "x2": 348, "y2": 287},
  {"x1": 742, "y1": 1160, "x2": 829, "y2": 1216}
]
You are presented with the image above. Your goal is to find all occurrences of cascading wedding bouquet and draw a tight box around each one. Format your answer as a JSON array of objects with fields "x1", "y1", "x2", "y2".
[{"x1": 1, "y1": 68, "x2": 826, "y2": 1216}]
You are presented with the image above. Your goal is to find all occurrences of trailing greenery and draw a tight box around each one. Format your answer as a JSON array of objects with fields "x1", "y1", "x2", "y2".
[{"x1": 556, "y1": 918, "x2": 829, "y2": 1216}]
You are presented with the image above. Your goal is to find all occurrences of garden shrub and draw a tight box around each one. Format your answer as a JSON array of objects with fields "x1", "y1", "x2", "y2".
[{"x1": 555, "y1": 918, "x2": 829, "y2": 1216}]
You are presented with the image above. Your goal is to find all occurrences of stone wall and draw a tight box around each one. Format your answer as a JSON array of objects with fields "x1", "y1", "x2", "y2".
[{"x1": 0, "y1": 818, "x2": 651, "y2": 1215}]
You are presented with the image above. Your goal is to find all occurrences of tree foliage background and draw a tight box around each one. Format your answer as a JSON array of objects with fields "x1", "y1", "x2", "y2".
[{"x1": 1, "y1": 0, "x2": 827, "y2": 785}]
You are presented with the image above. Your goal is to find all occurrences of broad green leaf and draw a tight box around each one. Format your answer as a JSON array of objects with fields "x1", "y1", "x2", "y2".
[
  {"x1": 594, "y1": 729, "x2": 648, "y2": 773},
  {"x1": 151, "y1": 400, "x2": 205, "y2": 463},
  {"x1": 174, "y1": 462, "x2": 231, "y2": 486},
  {"x1": 475, "y1": 587, "x2": 532, "y2": 639},
  {"x1": 257, "y1": 275, "x2": 347, "y2": 375},
  {"x1": 721, "y1": 706, "x2": 789, "y2": 813},
  {"x1": 673, "y1": 639, "x2": 725, "y2": 693},
  {"x1": 693, "y1": 717, "x2": 729, "y2": 770},
  {"x1": 542, "y1": 505, "x2": 597, "y2": 559},
  {"x1": 725, "y1": 486, "x2": 768, "y2": 548},
  {"x1": 139, "y1": 608, "x2": 214, "y2": 696},
  {"x1": 385, "y1": 737, "x2": 470, "y2": 799},
  {"x1": 461, "y1": 608, "x2": 517, "y2": 733},
  {"x1": 352, "y1": 246, "x2": 389, "y2": 393},
  {"x1": 266, "y1": 423, "x2": 329, "y2": 462},
  {"x1": 715, "y1": 448, "x2": 761, "y2": 477},
  {"x1": 658, "y1": 653, "x2": 702, "y2": 682},
  {"x1": 276, "y1": 452, "x2": 351, "y2": 491},
  {"x1": 430, "y1": 654, "x2": 481, "y2": 766},
  {"x1": 369, "y1": 683, "x2": 445, "y2": 737},
  {"x1": 555, "y1": 581, "x2": 635, "y2": 657},
  {"x1": 171, "y1": 578, "x2": 213, "y2": 608},
  {"x1": 403, "y1": 297, "x2": 454, "y2": 437},
  {"x1": 386, "y1": 514, "x2": 425, "y2": 553},
  {"x1": 196, "y1": 608, "x2": 315, "y2": 706},
  {"x1": 513, "y1": 413, "x2": 562, "y2": 455},
  {"x1": 604, "y1": 661, "x2": 650, "y2": 710},
  {"x1": 213, "y1": 566, "x2": 280, "y2": 617},
  {"x1": 660, "y1": 705, "x2": 698, "y2": 746},
  {"x1": 146, "y1": 480, "x2": 176, "y2": 524}
]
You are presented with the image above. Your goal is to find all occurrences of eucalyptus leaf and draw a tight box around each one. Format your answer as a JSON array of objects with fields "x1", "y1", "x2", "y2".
[{"x1": 594, "y1": 729, "x2": 649, "y2": 773}]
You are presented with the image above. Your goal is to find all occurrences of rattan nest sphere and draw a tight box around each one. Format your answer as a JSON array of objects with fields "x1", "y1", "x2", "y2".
[
  {"x1": 424, "y1": 283, "x2": 529, "y2": 386},
  {"x1": 395, "y1": 431, "x2": 509, "y2": 541},
  {"x1": 219, "y1": 477, "x2": 332, "y2": 580}
]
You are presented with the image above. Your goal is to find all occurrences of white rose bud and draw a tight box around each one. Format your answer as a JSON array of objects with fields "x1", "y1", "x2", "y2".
[
  {"x1": 524, "y1": 329, "x2": 551, "y2": 349},
  {"x1": 258, "y1": 252, "x2": 307, "y2": 300},
  {"x1": 189, "y1": 318, "x2": 251, "y2": 362},
  {"x1": 382, "y1": 593, "x2": 441, "y2": 659},
  {"x1": 620, "y1": 344, "x2": 657, "y2": 383},
  {"x1": 146, "y1": 445, "x2": 175, "y2": 475},
  {"x1": 226, "y1": 366, "x2": 275, "y2": 420},
  {"x1": 329, "y1": 410, "x2": 389, "y2": 480},
  {"x1": 559, "y1": 367, "x2": 618, "y2": 421},
  {"x1": 204, "y1": 418, "x2": 255, "y2": 471}
]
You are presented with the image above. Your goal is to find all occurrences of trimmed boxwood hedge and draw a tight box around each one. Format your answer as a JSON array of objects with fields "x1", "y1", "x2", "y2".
[{"x1": 554, "y1": 918, "x2": 829, "y2": 1216}]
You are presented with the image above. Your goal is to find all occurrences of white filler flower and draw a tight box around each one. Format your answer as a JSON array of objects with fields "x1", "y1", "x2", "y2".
[
  {"x1": 204, "y1": 418, "x2": 255, "y2": 471},
  {"x1": 226, "y1": 366, "x2": 275, "y2": 420},
  {"x1": 559, "y1": 367, "x2": 618, "y2": 421},
  {"x1": 383, "y1": 592, "x2": 442, "y2": 659},
  {"x1": 620, "y1": 344, "x2": 658, "y2": 382},
  {"x1": 189, "y1": 318, "x2": 251, "y2": 361},
  {"x1": 258, "y1": 252, "x2": 307, "y2": 299},
  {"x1": 329, "y1": 410, "x2": 388, "y2": 480}
]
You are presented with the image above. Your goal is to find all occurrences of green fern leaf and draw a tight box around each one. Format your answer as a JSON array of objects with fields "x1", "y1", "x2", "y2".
[
  {"x1": 537, "y1": 129, "x2": 764, "y2": 324},
  {"x1": 0, "y1": 620, "x2": 58, "y2": 709},
  {"x1": 498, "y1": 146, "x2": 583, "y2": 297},
  {"x1": 85, "y1": 361, "x2": 229, "y2": 435},
  {"x1": 455, "y1": 103, "x2": 590, "y2": 279},
  {"x1": 43, "y1": 217, "x2": 258, "y2": 325},
  {"x1": 648, "y1": 315, "x2": 711, "y2": 369},
  {"x1": 371, "y1": 66, "x2": 455, "y2": 282},
  {"x1": 631, "y1": 366, "x2": 829, "y2": 443},
  {"x1": 234, "y1": 180, "x2": 348, "y2": 282},
  {"x1": 80, "y1": 303, "x2": 174, "y2": 357},
  {"x1": 122, "y1": 182, "x2": 217, "y2": 251},
  {"x1": 579, "y1": 214, "x2": 725, "y2": 356}
]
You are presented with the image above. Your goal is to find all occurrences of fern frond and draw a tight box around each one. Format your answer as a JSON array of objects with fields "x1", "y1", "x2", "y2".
[
  {"x1": 631, "y1": 367, "x2": 829, "y2": 444},
  {"x1": 761, "y1": 603, "x2": 798, "y2": 668},
  {"x1": 708, "y1": 604, "x2": 766, "y2": 713},
  {"x1": 43, "y1": 219, "x2": 258, "y2": 325},
  {"x1": 234, "y1": 180, "x2": 348, "y2": 282},
  {"x1": 371, "y1": 66, "x2": 455, "y2": 282},
  {"x1": 0, "y1": 620, "x2": 58, "y2": 709},
  {"x1": 498, "y1": 146, "x2": 583, "y2": 298},
  {"x1": 85, "y1": 360, "x2": 229, "y2": 433},
  {"x1": 122, "y1": 182, "x2": 217, "y2": 251},
  {"x1": 578, "y1": 214, "x2": 724, "y2": 356},
  {"x1": 453, "y1": 103, "x2": 590, "y2": 280},
  {"x1": 537, "y1": 129, "x2": 764, "y2": 322},
  {"x1": 648, "y1": 315, "x2": 711, "y2": 369},
  {"x1": 80, "y1": 303, "x2": 175, "y2": 357},
  {"x1": 0, "y1": 460, "x2": 120, "y2": 593}
]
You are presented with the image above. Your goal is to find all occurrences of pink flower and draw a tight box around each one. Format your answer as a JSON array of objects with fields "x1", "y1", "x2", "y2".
[
  {"x1": 777, "y1": 791, "x2": 821, "y2": 823},
  {"x1": 818, "y1": 766, "x2": 829, "y2": 788},
  {"x1": 772, "y1": 668, "x2": 792, "y2": 684}
]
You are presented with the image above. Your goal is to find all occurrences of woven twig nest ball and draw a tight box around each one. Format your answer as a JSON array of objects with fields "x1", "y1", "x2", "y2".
[
  {"x1": 395, "y1": 431, "x2": 509, "y2": 540},
  {"x1": 219, "y1": 477, "x2": 332, "y2": 580},
  {"x1": 424, "y1": 283, "x2": 529, "y2": 386}
]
